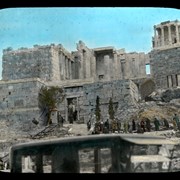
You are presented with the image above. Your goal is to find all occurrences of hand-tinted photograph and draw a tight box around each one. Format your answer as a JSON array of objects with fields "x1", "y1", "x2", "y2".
[{"x1": 0, "y1": 7, "x2": 180, "y2": 173}]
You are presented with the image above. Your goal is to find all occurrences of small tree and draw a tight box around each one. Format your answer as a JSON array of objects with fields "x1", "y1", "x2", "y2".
[
  {"x1": 108, "y1": 97, "x2": 115, "y2": 121},
  {"x1": 95, "y1": 96, "x2": 101, "y2": 123},
  {"x1": 38, "y1": 86, "x2": 65, "y2": 125},
  {"x1": 94, "y1": 96, "x2": 101, "y2": 134}
]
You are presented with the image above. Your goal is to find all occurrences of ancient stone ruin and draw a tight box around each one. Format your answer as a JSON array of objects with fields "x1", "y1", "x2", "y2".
[{"x1": 0, "y1": 20, "x2": 180, "y2": 139}]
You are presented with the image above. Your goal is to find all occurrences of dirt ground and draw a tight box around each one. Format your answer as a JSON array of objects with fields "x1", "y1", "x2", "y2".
[
  {"x1": 63, "y1": 122, "x2": 180, "y2": 144},
  {"x1": 63, "y1": 122, "x2": 88, "y2": 136}
]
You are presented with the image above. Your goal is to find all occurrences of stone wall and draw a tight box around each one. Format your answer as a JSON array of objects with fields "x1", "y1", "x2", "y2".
[
  {"x1": 55, "y1": 79, "x2": 139, "y2": 124},
  {"x1": 124, "y1": 52, "x2": 149, "y2": 79},
  {"x1": 0, "y1": 78, "x2": 45, "y2": 136},
  {"x1": 83, "y1": 79, "x2": 139, "y2": 122},
  {"x1": 2, "y1": 46, "x2": 53, "y2": 81},
  {"x1": 2, "y1": 44, "x2": 74, "y2": 82},
  {"x1": 150, "y1": 47, "x2": 180, "y2": 89}
]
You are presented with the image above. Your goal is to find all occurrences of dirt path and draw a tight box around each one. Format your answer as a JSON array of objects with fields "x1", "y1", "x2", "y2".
[{"x1": 63, "y1": 123, "x2": 88, "y2": 136}]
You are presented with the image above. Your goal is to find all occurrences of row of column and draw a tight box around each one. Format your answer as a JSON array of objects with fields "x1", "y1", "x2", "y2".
[
  {"x1": 154, "y1": 24, "x2": 180, "y2": 48},
  {"x1": 61, "y1": 53, "x2": 73, "y2": 80}
]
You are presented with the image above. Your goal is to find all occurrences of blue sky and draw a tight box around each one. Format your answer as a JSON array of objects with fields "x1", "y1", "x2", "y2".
[{"x1": 0, "y1": 7, "x2": 180, "y2": 79}]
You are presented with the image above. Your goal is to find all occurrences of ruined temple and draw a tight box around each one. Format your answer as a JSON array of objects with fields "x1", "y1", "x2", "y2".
[
  {"x1": 0, "y1": 20, "x2": 180, "y2": 136},
  {"x1": 151, "y1": 20, "x2": 180, "y2": 89}
]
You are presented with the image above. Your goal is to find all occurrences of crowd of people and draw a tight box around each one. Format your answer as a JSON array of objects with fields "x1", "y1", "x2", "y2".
[{"x1": 87, "y1": 113, "x2": 180, "y2": 135}]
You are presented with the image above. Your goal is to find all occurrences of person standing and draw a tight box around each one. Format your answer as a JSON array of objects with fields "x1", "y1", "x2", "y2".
[
  {"x1": 87, "y1": 119, "x2": 91, "y2": 131},
  {"x1": 132, "y1": 119, "x2": 136, "y2": 131},
  {"x1": 117, "y1": 120, "x2": 121, "y2": 133},
  {"x1": 100, "y1": 120, "x2": 104, "y2": 133},
  {"x1": 137, "y1": 122, "x2": 143, "y2": 133},
  {"x1": 73, "y1": 110, "x2": 77, "y2": 121},
  {"x1": 68, "y1": 103, "x2": 74, "y2": 124},
  {"x1": 173, "y1": 114, "x2": 179, "y2": 124},
  {"x1": 145, "y1": 118, "x2": 151, "y2": 132},
  {"x1": 123, "y1": 121, "x2": 128, "y2": 133},
  {"x1": 104, "y1": 119, "x2": 109, "y2": 133},
  {"x1": 140, "y1": 119, "x2": 146, "y2": 132},
  {"x1": 154, "y1": 117, "x2": 160, "y2": 131},
  {"x1": 172, "y1": 118, "x2": 177, "y2": 131},
  {"x1": 163, "y1": 118, "x2": 169, "y2": 130}
]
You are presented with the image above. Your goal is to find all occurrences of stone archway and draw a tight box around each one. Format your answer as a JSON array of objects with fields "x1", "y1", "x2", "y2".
[{"x1": 140, "y1": 79, "x2": 155, "y2": 101}]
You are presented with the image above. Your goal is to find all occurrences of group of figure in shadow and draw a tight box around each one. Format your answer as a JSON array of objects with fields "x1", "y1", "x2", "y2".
[{"x1": 87, "y1": 113, "x2": 180, "y2": 134}]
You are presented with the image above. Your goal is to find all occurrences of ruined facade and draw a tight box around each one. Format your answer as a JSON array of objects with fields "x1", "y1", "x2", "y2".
[
  {"x1": 150, "y1": 20, "x2": 180, "y2": 89},
  {"x1": 152, "y1": 20, "x2": 180, "y2": 50},
  {"x1": 2, "y1": 44, "x2": 73, "y2": 82},
  {"x1": 0, "y1": 20, "x2": 180, "y2": 135},
  {"x1": 2, "y1": 41, "x2": 149, "y2": 83}
]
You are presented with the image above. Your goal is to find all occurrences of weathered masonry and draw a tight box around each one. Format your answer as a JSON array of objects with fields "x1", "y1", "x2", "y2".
[
  {"x1": 0, "y1": 20, "x2": 180, "y2": 135},
  {"x1": 150, "y1": 48, "x2": 180, "y2": 89},
  {"x1": 59, "y1": 79, "x2": 139, "y2": 124},
  {"x1": 2, "y1": 44, "x2": 74, "y2": 82},
  {"x1": 2, "y1": 41, "x2": 149, "y2": 83},
  {"x1": 150, "y1": 20, "x2": 180, "y2": 89},
  {"x1": 0, "y1": 78, "x2": 44, "y2": 136}
]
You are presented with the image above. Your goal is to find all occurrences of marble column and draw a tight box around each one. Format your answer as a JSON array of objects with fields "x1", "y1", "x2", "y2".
[
  {"x1": 79, "y1": 52, "x2": 84, "y2": 79},
  {"x1": 69, "y1": 60, "x2": 72, "y2": 79},
  {"x1": 82, "y1": 51, "x2": 86, "y2": 78},
  {"x1": 62, "y1": 54, "x2": 65, "y2": 80},
  {"x1": 176, "y1": 25, "x2": 179, "y2": 43},
  {"x1": 161, "y1": 27, "x2": 165, "y2": 46},
  {"x1": 113, "y1": 52, "x2": 118, "y2": 80},
  {"x1": 84, "y1": 51, "x2": 90, "y2": 78},
  {"x1": 67, "y1": 58, "x2": 70, "y2": 79},
  {"x1": 64, "y1": 57, "x2": 68, "y2": 79},
  {"x1": 91, "y1": 56, "x2": 96, "y2": 81},
  {"x1": 104, "y1": 55, "x2": 110, "y2": 81},
  {"x1": 59, "y1": 52, "x2": 62, "y2": 80},
  {"x1": 71, "y1": 61, "x2": 75, "y2": 79},
  {"x1": 154, "y1": 26, "x2": 158, "y2": 47},
  {"x1": 121, "y1": 60, "x2": 126, "y2": 79},
  {"x1": 168, "y1": 25, "x2": 172, "y2": 45}
]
